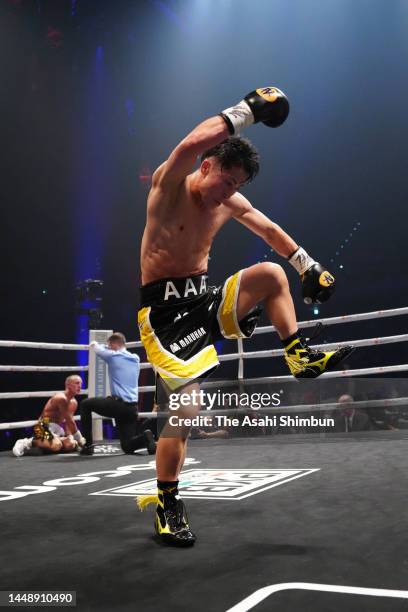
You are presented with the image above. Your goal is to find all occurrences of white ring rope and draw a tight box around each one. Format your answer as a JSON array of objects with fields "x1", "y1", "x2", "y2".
[
  {"x1": 136, "y1": 362, "x2": 408, "y2": 394},
  {"x1": 201, "y1": 396, "x2": 408, "y2": 416},
  {"x1": 133, "y1": 396, "x2": 408, "y2": 420},
  {"x1": 253, "y1": 306, "x2": 408, "y2": 335},
  {"x1": 0, "y1": 365, "x2": 89, "y2": 372},
  {"x1": 135, "y1": 333, "x2": 408, "y2": 372},
  {"x1": 0, "y1": 414, "x2": 109, "y2": 431},
  {"x1": 233, "y1": 333, "x2": 408, "y2": 361},
  {"x1": 1, "y1": 306, "x2": 407, "y2": 429},
  {"x1": 0, "y1": 389, "x2": 89, "y2": 400},
  {"x1": 128, "y1": 307, "x2": 408, "y2": 346},
  {"x1": 201, "y1": 364, "x2": 408, "y2": 389},
  {"x1": 1, "y1": 397, "x2": 405, "y2": 431},
  {"x1": 3, "y1": 360, "x2": 406, "y2": 400},
  {"x1": 0, "y1": 341, "x2": 89, "y2": 350},
  {"x1": 0, "y1": 306, "x2": 406, "y2": 350},
  {"x1": 1, "y1": 333, "x2": 406, "y2": 375}
]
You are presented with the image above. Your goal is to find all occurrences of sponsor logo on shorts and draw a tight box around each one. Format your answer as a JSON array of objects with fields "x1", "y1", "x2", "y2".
[
  {"x1": 170, "y1": 327, "x2": 206, "y2": 352},
  {"x1": 179, "y1": 327, "x2": 206, "y2": 348},
  {"x1": 164, "y1": 276, "x2": 207, "y2": 301},
  {"x1": 92, "y1": 468, "x2": 319, "y2": 501}
]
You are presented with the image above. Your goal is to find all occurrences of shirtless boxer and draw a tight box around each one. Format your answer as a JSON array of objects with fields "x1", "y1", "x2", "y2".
[
  {"x1": 136, "y1": 87, "x2": 354, "y2": 546},
  {"x1": 12, "y1": 375, "x2": 86, "y2": 456}
]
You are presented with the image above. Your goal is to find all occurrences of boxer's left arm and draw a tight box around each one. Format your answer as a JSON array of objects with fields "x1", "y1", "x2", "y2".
[
  {"x1": 229, "y1": 193, "x2": 298, "y2": 257},
  {"x1": 57, "y1": 397, "x2": 84, "y2": 443},
  {"x1": 66, "y1": 400, "x2": 86, "y2": 446},
  {"x1": 231, "y1": 193, "x2": 336, "y2": 303},
  {"x1": 57, "y1": 398, "x2": 77, "y2": 436}
]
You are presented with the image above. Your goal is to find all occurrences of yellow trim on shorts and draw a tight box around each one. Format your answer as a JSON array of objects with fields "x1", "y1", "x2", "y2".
[
  {"x1": 217, "y1": 270, "x2": 244, "y2": 339},
  {"x1": 138, "y1": 306, "x2": 219, "y2": 388}
]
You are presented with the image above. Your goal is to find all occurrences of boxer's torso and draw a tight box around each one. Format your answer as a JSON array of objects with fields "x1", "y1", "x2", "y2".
[
  {"x1": 140, "y1": 174, "x2": 236, "y2": 285},
  {"x1": 40, "y1": 394, "x2": 77, "y2": 424}
]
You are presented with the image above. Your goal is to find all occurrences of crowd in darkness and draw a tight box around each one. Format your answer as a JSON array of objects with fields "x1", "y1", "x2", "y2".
[{"x1": 186, "y1": 378, "x2": 408, "y2": 440}]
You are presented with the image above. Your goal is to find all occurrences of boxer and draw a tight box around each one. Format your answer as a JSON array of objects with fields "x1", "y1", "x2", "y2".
[
  {"x1": 137, "y1": 87, "x2": 354, "y2": 546},
  {"x1": 12, "y1": 375, "x2": 85, "y2": 456}
]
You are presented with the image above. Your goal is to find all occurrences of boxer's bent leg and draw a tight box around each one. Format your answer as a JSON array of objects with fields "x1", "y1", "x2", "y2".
[
  {"x1": 236, "y1": 262, "x2": 297, "y2": 339},
  {"x1": 236, "y1": 263, "x2": 354, "y2": 378}
]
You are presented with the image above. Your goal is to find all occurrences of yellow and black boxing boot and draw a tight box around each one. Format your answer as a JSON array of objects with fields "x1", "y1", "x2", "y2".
[
  {"x1": 282, "y1": 329, "x2": 354, "y2": 379},
  {"x1": 155, "y1": 481, "x2": 196, "y2": 547},
  {"x1": 137, "y1": 481, "x2": 196, "y2": 546}
]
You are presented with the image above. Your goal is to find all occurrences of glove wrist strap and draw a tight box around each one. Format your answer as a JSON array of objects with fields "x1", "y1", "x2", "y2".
[
  {"x1": 220, "y1": 100, "x2": 254, "y2": 135},
  {"x1": 288, "y1": 247, "x2": 316, "y2": 275}
]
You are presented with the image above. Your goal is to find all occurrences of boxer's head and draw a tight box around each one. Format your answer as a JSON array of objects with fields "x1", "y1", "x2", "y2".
[
  {"x1": 198, "y1": 137, "x2": 259, "y2": 206},
  {"x1": 65, "y1": 375, "x2": 82, "y2": 395}
]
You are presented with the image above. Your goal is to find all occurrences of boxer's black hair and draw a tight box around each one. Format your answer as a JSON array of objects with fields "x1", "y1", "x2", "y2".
[{"x1": 201, "y1": 136, "x2": 260, "y2": 183}]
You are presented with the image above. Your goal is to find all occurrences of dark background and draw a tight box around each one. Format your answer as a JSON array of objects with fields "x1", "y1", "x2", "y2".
[{"x1": 1, "y1": 0, "x2": 407, "y2": 445}]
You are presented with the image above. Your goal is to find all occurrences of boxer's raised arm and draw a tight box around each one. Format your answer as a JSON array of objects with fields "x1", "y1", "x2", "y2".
[
  {"x1": 152, "y1": 115, "x2": 229, "y2": 187},
  {"x1": 153, "y1": 86, "x2": 289, "y2": 188}
]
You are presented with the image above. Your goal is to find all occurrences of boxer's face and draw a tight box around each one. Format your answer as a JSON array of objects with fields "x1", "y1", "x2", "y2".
[
  {"x1": 66, "y1": 377, "x2": 82, "y2": 395},
  {"x1": 199, "y1": 159, "x2": 248, "y2": 206}
]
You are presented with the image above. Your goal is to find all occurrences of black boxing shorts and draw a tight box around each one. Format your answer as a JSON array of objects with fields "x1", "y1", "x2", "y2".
[
  {"x1": 138, "y1": 271, "x2": 261, "y2": 390},
  {"x1": 33, "y1": 417, "x2": 53, "y2": 442}
]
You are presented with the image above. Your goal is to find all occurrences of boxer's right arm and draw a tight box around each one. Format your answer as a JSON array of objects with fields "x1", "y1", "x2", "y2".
[
  {"x1": 153, "y1": 115, "x2": 229, "y2": 187},
  {"x1": 153, "y1": 86, "x2": 289, "y2": 188},
  {"x1": 154, "y1": 86, "x2": 289, "y2": 187}
]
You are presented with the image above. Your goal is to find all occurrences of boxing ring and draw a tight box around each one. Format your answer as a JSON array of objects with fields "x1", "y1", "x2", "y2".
[
  {"x1": 1, "y1": 305, "x2": 408, "y2": 426},
  {"x1": 1, "y1": 306, "x2": 408, "y2": 611}
]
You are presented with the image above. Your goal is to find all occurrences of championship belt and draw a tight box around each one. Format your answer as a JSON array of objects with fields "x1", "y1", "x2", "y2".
[{"x1": 33, "y1": 417, "x2": 53, "y2": 442}]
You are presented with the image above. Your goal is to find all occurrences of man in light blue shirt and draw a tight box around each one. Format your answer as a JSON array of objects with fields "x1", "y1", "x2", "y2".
[{"x1": 79, "y1": 332, "x2": 156, "y2": 455}]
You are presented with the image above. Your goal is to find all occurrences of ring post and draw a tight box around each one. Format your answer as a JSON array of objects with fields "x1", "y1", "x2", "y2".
[
  {"x1": 237, "y1": 338, "x2": 244, "y2": 380},
  {"x1": 88, "y1": 330, "x2": 113, "y2": 441}
]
